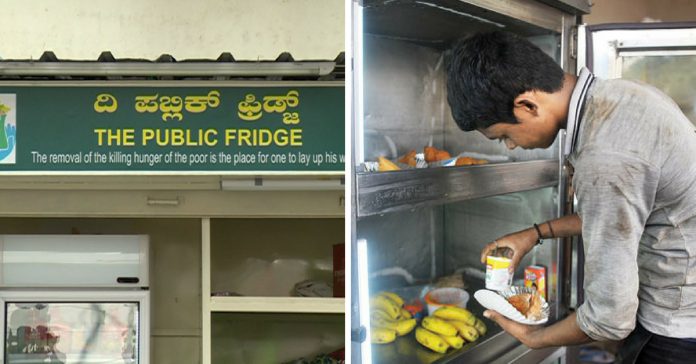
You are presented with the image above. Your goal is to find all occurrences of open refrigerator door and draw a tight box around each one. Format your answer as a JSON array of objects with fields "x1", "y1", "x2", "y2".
[{"x1": 580, "y1": 22, "x2": 696, "y2": 125}]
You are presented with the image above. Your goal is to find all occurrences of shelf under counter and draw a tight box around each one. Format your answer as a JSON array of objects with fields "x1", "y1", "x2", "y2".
[
  {"x1": 210, "y1": 296, "x2": 345, "y2": 314},
  {"x1": 356, "y1": 160, "x2": 560, "y2": 217},
  {"x1": 436, "y1": 331, "x2": 564, "y2": 364}
]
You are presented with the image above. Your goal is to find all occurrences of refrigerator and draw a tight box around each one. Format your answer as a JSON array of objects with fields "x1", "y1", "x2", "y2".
[
  {"x1": 349, "y1": 0, "x2": 588, "y2": 363},
  {"x1": 0, "y1": 235, "x2": 150, "y2": 364}
]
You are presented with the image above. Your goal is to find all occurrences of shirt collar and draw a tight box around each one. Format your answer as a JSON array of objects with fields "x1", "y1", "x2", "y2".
[{"x1": 564, "y1": 68, "x2": 595, "y2": 158}]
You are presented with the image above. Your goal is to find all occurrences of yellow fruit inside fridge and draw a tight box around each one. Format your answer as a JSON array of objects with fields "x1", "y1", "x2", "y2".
[
  {"x1": 422, "y1": 316, "x2": 458, "y2": 337},
  {"x1": 370, "y1": 295, "x2": 401, "y2": 319},
  {"x1": 378, "y1": 291, "x2": 405, "y2": 306},
  {"x1": 440, "y1": 333, "x2": 465, "y2": 349},
  {"x1": 371, "y1": 327, "x2": 397, "y2": 344},
  {"x1": 371, "y1": 309, "x2": 392, "y2": 322},
  {"x1": 447, "y1": 320, "x2": 480, "y2": 342},
  {"x1": 474, "y1": 318, "x2": 487, "y2": 336},
  {"x1": 372, "y1": 317, "x2": 417, "y2": 336},
  {"x1": 415, "y1": 327, "x2": 450, "y2": 354},
  {"x1": 432, "y1": 306, "x2": 476, "y2": 326}
]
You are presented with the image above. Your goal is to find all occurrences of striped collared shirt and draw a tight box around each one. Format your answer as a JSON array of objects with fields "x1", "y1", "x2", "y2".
[{"x1": 564, "y1": 67, "x2": 595, "y2": 158}]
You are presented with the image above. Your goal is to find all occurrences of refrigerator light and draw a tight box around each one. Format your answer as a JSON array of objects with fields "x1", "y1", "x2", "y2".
[{"x1": 357, "y1": 238, "x2": 372, "y2": 364}]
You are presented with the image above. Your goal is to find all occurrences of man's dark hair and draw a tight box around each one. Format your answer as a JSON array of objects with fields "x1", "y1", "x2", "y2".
[{"x1": 446, "y1": 31, "x2": 564, "y2": 131}]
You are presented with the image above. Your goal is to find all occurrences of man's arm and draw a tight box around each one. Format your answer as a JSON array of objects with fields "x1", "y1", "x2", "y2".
[
  {"x1": 484, "y1": 146, "x2": 659, "y2": 346},
  {"x1": 480, "y1": 214, "x2": 582, "y2": 270},
  {"x1": 537, "y1": 214, "x2": 582, "y2": 239},
  {"x1": 572, "y1": 149, "x2": 658, "y2": 341},
  {"x1": 483, "y1": 311, "x2": 591, "y2": 349}
]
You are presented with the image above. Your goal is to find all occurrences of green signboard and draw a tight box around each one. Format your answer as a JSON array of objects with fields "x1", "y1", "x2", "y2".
[{"x1": 0, "y1": 82, "x2": 344, "y2": 173}]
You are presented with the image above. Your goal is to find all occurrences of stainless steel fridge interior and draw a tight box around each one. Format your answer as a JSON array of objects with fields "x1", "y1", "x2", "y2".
[{"x1": 351, "y1": 1, "x2": 589, "y2": 363}]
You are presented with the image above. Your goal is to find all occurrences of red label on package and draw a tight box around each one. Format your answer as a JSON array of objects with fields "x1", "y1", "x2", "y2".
[{"x1": 524, "y1": 265, "x2": 546, "y2": 299}]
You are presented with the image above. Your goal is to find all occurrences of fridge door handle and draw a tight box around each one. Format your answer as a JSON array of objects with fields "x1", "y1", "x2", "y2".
[
  {"x1": 352, "y1": 326, "x2": 367, "y2": 343},
  {"x1": 117, "y1": 277, "x2": 140, "y2": 284}
]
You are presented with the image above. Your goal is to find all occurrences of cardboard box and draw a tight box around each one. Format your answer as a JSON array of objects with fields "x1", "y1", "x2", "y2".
[{"x1": 524, "y1": 265, "x2": 546, "y2": 299}]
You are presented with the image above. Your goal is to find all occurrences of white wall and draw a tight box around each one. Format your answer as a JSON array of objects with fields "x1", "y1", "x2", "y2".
[{"x1": 3, "y1": 0, "x2": 344, "y2": 60}]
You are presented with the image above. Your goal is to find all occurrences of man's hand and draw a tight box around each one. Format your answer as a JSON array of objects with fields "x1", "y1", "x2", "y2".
[
  {"x1": 480, "y1": 228, "x2": 538, "y2": 271},
  {"x1": 480, "y1": 215, "x2": 582, "y2": 271},
  {"x1": 483, "y1": 309, "x2": 545, "y2": 348},
  {"x1": 484, "y1": 310, "x2": 593, "y2": 349}
]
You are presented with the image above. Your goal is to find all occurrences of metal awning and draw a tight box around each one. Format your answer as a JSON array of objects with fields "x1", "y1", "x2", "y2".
[{"x1": 0, "y1": 51, "x2": 345, "y2": 80}]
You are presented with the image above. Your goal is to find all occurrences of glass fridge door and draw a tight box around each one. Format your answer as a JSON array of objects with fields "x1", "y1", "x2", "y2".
[
  {"x1": 581, "y1": 23, "x2": 696, "y2": 124},
  {"x1": 0, "y1": 291, "x2": 149, "y2": 364}
]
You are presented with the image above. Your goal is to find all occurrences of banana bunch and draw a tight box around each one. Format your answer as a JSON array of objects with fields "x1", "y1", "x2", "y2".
[
  {"x1": 415, "y1": 306, "x2": 488, "y2": 353},
  {"x1": 370, "y1": 291, "x2": 417, "y2": 344}
]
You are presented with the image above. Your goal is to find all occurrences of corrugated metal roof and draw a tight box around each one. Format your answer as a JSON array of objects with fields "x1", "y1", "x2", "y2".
[{"x1": 0, "y1": 51, "x2": 345, "y2": 81}]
